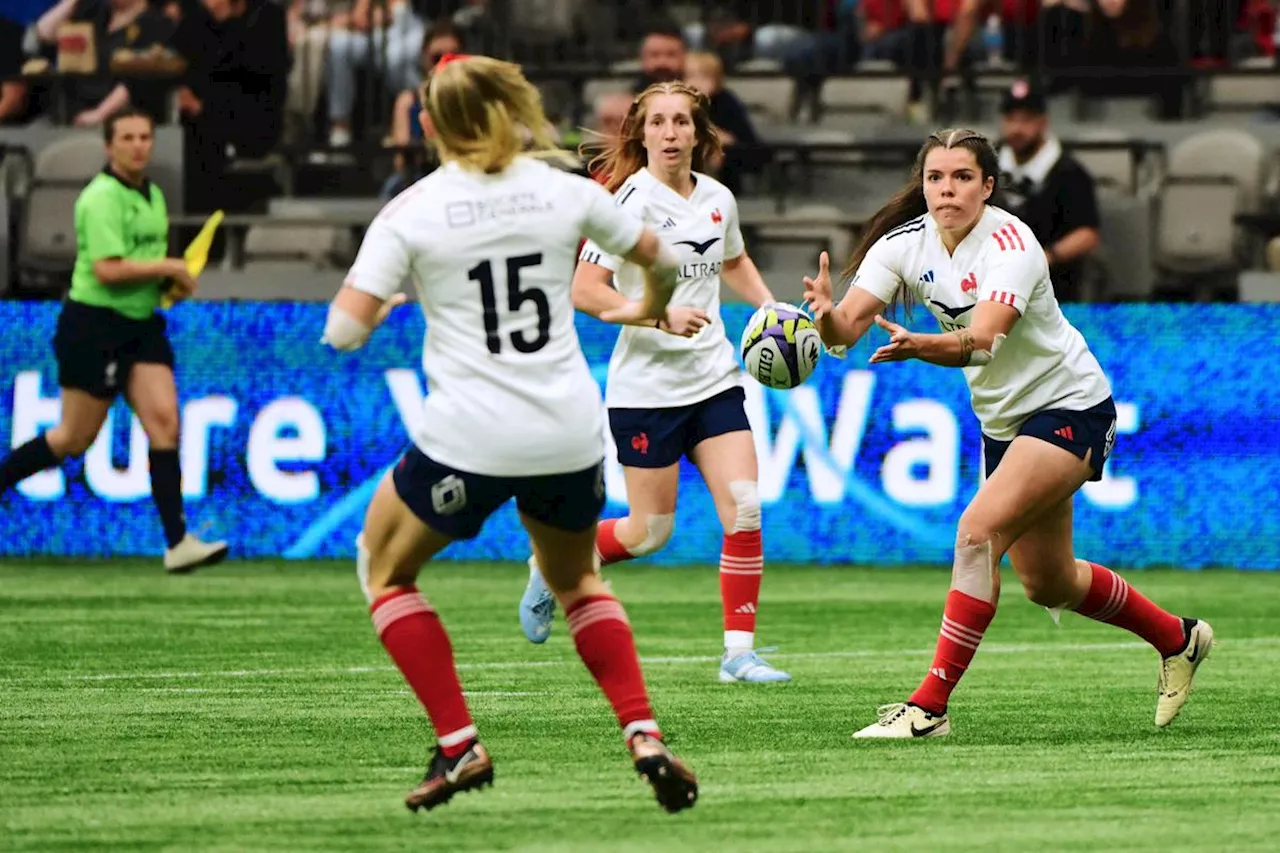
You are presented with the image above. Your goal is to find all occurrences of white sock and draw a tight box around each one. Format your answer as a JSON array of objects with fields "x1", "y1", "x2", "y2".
[{"x1": 724, "y1": 630, "x2": 754, "y2": 657}]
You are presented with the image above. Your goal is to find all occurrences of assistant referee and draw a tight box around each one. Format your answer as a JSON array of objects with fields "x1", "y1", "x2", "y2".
[{"x1": 0, "y1": 107, "x2": 228, "y2": 573}]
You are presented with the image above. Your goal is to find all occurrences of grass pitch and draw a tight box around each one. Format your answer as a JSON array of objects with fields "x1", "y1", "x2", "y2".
[{"x1": 2, "y1": 560, "x2": 1277, "y2": 852}]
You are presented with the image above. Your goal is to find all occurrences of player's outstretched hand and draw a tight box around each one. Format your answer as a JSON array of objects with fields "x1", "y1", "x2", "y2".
[
  {"x1": 868, "y1": 314, "x2": 919, "y2": 363},
  {"x1": 373, "y1": 293, "x2": 410, "y2": 326},
  {"x1": 661, "y1": 306, "x2": 711, "y2": 337},
  {"x1": 802, "y1": 251, "x2": 834, "y2": 321}
]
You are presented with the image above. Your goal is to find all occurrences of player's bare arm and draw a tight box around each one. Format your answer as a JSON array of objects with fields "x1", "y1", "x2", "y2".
[
  {"x1": 323, "y1": 285, "x2": 408, "y2": 352},
  {"x1": 804, "y1": 252, "x2": 886, "y2": 349},
  {"x1": 720, "y1": 253, "x2": 773, "y2": 308},
  {"x1": 574, "y1": 256, "x2": 710, "y2": 337},
  {"x1": 870, "y1": 300, "x2": 1019, "y2": 366}
]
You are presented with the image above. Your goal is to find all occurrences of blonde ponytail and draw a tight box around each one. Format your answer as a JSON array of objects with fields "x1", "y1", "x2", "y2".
[{"x1": 422, "y1": 55, "x2": 578, "y2": 174}]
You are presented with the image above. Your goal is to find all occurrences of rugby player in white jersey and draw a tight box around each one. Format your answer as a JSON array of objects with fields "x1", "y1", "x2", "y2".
[
  {"x1": 803, "y1": 128, "x2": 1214, "y2": 738},
  {"x1": 322, "y1": 54, "x2": 697, "y2": 813},
  {"x1": 518, "y1": 81, "x2": 792, "y2": 685}
]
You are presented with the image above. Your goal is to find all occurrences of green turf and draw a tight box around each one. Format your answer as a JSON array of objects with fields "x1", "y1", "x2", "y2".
[{"x1": 1, "y1": 560, "x2": 1277, "y2": 852}]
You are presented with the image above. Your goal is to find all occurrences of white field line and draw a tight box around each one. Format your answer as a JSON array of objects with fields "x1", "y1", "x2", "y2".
[{"x1": 2, "y1": 636, "x2": 1275, "y2": 687}]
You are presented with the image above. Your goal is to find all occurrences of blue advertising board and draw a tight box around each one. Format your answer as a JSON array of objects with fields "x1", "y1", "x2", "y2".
[{"x1": 0, "y1": 301, "x2": 1275, "y2": 569}]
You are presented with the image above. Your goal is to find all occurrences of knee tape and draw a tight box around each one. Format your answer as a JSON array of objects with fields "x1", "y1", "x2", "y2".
[
  {"x1": 630, "y1": 513, "x2": 674, "y2": 556},
  {"x1": 952, "y1": 535, "x2": 995, "y2": 601},
  {"x1": 729, "y1": 480, "x2": 761, "y2": 532},
  {"x1": 355, "y1": 533, "x2": 374, "y2": 604}
]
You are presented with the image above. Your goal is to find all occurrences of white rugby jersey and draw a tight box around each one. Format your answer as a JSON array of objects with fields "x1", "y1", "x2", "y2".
[
  {"x1": 344, "y1": 157, "x2": 644, "y2": 476},
  {"x1": 580, "y1": 169, "x2": 745, "y2": 409},
  {"x1": 851, "y1": 205, "x2": 1111, "y2": 440}
]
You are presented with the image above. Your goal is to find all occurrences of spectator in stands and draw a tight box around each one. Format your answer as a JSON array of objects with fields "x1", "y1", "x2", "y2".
[
  {"x1": 170, "y1": 0, "x2": 289, "y2": 212},
  {"x1": 593, "y1": 90, "x2": 632, "y2": 138},
  {"x1": 944, "y1": 0, "x2": 1042, "y2": 73},
  {"x1": 379, "y1": 17, "x2": 462, "y2": 199},
  {"x1": 997, "y1": 80, "x2": 1101, "y2": 301},
  {"x1": 285, "y1": 0, "x2": 340, "y2": 143},
  {"x1": 861, "y1": 0, "x2": 911, "y2": 63},
  {"x1": 684, "y1": 1, "x2": 830, "y2": 69},
  {"x1": 583, "y1": 91, "x2": 632, "y2": 184},
  {"x1": 901, "y1": 0, "x2": 957, "y2": 122},
  {"x1": 0, "y1": 10, "x2": 32, "y2": 124},
  {"x1": 325, "y1": 0, "x2": 427, "y2": 147},
  {"x1": 634, "y1": 19, "x2": 685, "y2": 91},
  {"x1": 684, "y1": 49, "x2": 762, "y2": 194},
  {"x1": 1079, "y1": 0, "x2": 1184, "y2": 119},
  {"x1": 34, "y1": 0, "x2": 174, "y2": 125},
  {"x1": 1186, "y1": 0, "x2": 1243, "y2": 65}
]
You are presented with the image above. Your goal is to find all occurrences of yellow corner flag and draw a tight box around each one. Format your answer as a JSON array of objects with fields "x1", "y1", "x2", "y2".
[{"x1": 162, "y1": 209, "x2": 224, "y2": 309}]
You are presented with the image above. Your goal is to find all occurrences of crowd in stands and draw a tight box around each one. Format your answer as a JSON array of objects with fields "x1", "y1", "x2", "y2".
[{"x1": 2, "y1": 1, "x2": 1279, "y2": 300}]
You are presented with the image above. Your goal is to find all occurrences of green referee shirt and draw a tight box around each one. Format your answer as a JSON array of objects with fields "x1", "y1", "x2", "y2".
[{"x1": 70, "y1": 168, "x2": 170, "y2": 320}]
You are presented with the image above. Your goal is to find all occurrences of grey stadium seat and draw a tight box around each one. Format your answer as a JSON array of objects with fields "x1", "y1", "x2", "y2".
[
  {"x1": 15, "y1": 134, "x2": 106, "y2": 296},
  {"x1": 724, "y1": 76, "x2": 796, "y2": 126}
]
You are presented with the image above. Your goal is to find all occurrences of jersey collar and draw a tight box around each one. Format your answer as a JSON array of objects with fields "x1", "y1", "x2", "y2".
[
  {"x1": 102, "y1": 165, "x2": 154, "y2": 201},
  {"x1": 637, "y1": 167, "x2": 700, "y2": 205}
]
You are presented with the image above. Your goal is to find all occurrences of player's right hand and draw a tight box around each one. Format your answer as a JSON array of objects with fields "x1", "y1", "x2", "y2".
[
  {"x1": 660, "y1": 306, "x2": 710, "y2": 337},
  {"x1": 803, "y1": 251, "x2": 834, "y2": 320}
]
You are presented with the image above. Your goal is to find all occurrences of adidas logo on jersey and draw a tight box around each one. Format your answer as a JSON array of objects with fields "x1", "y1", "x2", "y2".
[
  {"x1": 917, "y1": 270, "x2": 934, "y2": 286},
  {"x1": 660, "y1": 217, "x2": 677, "y2": 229}
]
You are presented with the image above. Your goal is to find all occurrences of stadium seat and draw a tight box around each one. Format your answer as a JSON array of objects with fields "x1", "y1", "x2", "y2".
[
  {"x1": 1070, "y1": 129, "x2": 1141, "y2": 195},
  {"x1": 32, "y1": 134, "x2": 108, "y2": 183},
  {"x1": 14, "y1": 185, "x2": 81, "y2": 297},
  {"x1": 1096, "y1": 189, "x2": 1157, "y2": 301},
  {"x1": 816, "y1": 66, "x2": 910, "y2": 128},
  {"x1": 1155, "y1": 178, "x2": 1239, "y2": 291},
  {"x1": 724, "y1": 75, "x2": 796, "y2": 125},
  {"x1": 14, "y1": 134, "x2": 105, "y2": 298},
  {"x1": 245, "y1": 202, "x2": 354, "y2": 269},
  {"x1": 1168, "y1": 128, "x2": 1268, "y2": 212},
  {"x1": 1206, "y1": 59, "x2": 1280, "y2": 118}
]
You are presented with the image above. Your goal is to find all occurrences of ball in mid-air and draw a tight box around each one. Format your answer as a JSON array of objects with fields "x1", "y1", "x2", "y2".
[{"x1": 740, "y1": 303, "x2": 822, "y2": 389}]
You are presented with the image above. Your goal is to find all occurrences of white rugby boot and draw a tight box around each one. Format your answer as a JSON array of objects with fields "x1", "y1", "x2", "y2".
[
  {"x1": 164, "y1": 534, "x2": 229, "y2": 574},
  {"x1": 852, "y1": 702, "x2": 951, "y2": 739},
  {"x1": 1156, "y1": 618, "x2": 1215, "y2": 728}
]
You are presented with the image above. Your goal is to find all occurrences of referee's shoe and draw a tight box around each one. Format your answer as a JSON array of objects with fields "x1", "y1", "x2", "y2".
[{"x1": 164, "y1": 534, "x2": 229, "y2": 574}]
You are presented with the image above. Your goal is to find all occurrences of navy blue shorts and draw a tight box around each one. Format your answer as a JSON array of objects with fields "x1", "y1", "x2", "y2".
[
  {"x1": 610, "y1": 387, "x2": 752, "y2": 469},
  {"x1": 392, "y1": 446, "x2": 605, "y2": 540},
  {"x1": 983, "y1": 397, "x2": 1118, "y2": 482}
]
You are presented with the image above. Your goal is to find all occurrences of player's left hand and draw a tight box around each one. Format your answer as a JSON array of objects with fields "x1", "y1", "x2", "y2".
[{"x1": 869, "y1": 314, "x2": 919, "y2": 363}]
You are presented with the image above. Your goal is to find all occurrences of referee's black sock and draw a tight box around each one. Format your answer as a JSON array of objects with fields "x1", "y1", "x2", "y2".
[
  {"x1": 149, "y1": 449, "x2": 187, "y2": 549},
  {"x1": 0, "y1": 434, "x2": 59, "y2": 495}
]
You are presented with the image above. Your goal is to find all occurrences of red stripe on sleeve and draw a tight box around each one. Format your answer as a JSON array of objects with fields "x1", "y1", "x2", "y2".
[{"x1": 1006, "y1": 224, "x2": 1027, "y2": 252}]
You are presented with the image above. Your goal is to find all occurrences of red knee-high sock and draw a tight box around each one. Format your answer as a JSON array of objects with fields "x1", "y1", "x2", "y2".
[
  {"x1": 371, "y1": 587, "x2": 476, "y2": 757},
  {"x1": 595, "y1": 518, "x2": 635, "y2": 566},
  {"x1": 565, "y1": 595, "x2": 661, "y2": 742},
  {"x1": 909, "y1": 590, "x2": 997, "y2": 715},
  {"x1": 720, "y1": 529, "x2": 763, "y2": 635},
  {"x1": 1074, "y1": 562, "x2": 1186, "y2": 656}
]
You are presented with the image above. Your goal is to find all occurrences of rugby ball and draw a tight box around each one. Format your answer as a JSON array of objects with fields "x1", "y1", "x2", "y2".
[{"x1": 740, "y1": 303, "x2": 822, "y2": 389}]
